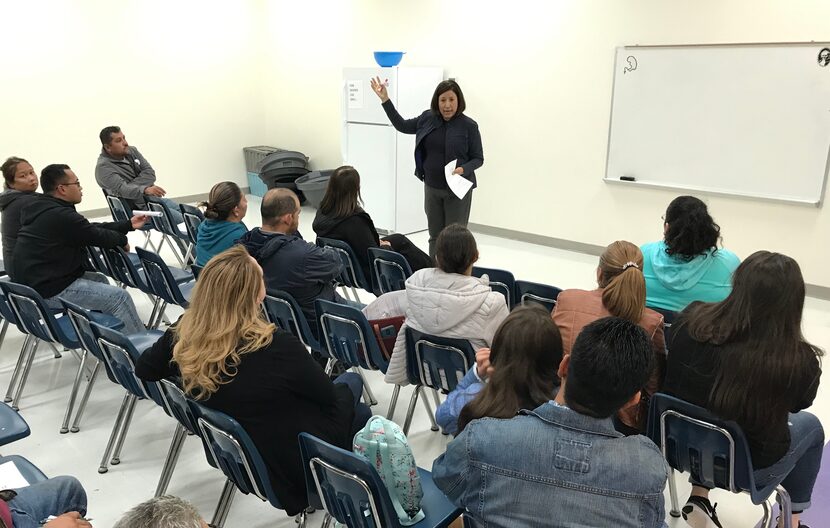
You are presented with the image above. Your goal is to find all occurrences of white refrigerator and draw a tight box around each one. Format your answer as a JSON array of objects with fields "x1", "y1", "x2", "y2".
[{"x1": 342, "y1": 66, "x2": 443, "y2": 234}]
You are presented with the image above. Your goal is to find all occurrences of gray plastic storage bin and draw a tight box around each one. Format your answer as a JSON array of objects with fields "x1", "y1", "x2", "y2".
[
  {"x1": 295, "y1": 170, "x2": 334, "y2": 209},
  {"x1": 243, "y1": 146, "x2": 279, "y2": 173}
]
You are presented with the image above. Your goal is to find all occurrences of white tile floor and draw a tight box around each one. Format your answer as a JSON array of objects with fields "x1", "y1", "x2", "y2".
[{"x1": 0, "y1": 194, "x2": 826, "y2": 527}]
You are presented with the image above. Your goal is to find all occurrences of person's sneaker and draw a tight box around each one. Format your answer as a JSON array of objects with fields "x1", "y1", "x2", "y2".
[{"x1": 681, "y1": 496, "x2": 723, "y2": 528}]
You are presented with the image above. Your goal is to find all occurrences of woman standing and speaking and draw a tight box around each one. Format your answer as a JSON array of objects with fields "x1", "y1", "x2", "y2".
[{"x1": 370, "y1": 77, "x2": 484, "y2": 257}]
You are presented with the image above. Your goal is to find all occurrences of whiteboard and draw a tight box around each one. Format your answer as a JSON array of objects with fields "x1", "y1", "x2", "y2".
[{"x1": 605, "y1": 43, "x2": 830, "y2": 205}]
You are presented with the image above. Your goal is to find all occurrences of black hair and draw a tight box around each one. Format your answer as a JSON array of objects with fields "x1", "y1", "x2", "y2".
[
  {"x1": 430, "y1": 80, "x2": 466, "y2": 117},
  {"x1": 435, "y1": 224, "x2": 477, "y2": 274},
  {"x1": 99, "y1": 126, "x2": 121, "y2": 146},
  {"x1": 40, "y1": 164, "x2": 72, "y2": 194},
  {"x1": 1, "y1": 157, "x2": 29, "y2": 189},
  {"x1": 564, "y1": 317, "x2": 653, "y2": 419},
  {"x1": 200, "y1": 182, "x2": 242, "y2": 221},
  {"x1": 663, "y1": 195, "x2": 721, "y2": 260},
  {"x1": 318, "y1": 165, "x2": 361, "y2": 218},
  {"x1": 261, "y1": 188, "x2": 298, "y2": 223}
]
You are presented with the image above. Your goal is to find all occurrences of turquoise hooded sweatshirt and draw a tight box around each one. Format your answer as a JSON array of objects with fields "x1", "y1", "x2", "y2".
[
  {"x1": 640, "y1": 241, "x2": 740, "y2": 313},
  {"x1": 195, "y1": 219, "x2": 249, "y2": 266}
]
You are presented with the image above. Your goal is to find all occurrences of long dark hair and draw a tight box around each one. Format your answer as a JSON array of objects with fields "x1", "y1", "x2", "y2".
[
  {"x1": 318, "y1": 165, "x2": 362, "y2": 218},
  {"x1": 663, "y1": 196, "x2": 721, "y2": 260},
  {"x1": 457, "y1": 305, "x2": 562, "y2": 432},
  {"x1": 680, "y1": 251, "x2": 822, "y2": 432}
]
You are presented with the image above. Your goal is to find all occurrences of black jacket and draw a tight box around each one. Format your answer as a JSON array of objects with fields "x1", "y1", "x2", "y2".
[
  {"x1": 312, "y1": 209, "x2": 379, "y2": 283},
  {"x1": 237, "y1": 228, "x2": 343, "y2": 325},
  {"x1": 381, "y1": 99, "x2": 484, "y2": 188},
  {"x1": 0, "y1": 190, "x2": 41, "y2": 280},
  {"x1": 14, "y1": 195, "x2": 131, "y2": 298},
  {"x1": 135, "y1": 328, "x2": 356, "y2": 516}
]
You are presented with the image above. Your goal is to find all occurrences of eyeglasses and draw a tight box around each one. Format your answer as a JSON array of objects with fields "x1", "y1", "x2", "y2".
[{"x1": 61, "y1": 181, "x2": 82, "y2": 187}]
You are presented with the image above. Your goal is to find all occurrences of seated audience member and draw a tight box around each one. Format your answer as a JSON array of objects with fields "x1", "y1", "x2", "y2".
[
  {"x1": 435, "y1": 304, "x2": 562, "y2": 436},
  {"x1": 1, "y1": 474, "x2": 89, "y2": 528},
  {"x1": 195, "y1": 181, "x2": 248, "y2": 266},
  {"x1": 0, "y1": 157, "x2": 41, "y2": 280},
  {"x1": 663, "y1": 251, "x2": 823, "y2": 528},
  {"x1": 378, "y1": 224, "x2": 510, "y2": 385},
  {"x1": 312, "y1": 165, "x2": 432, "y2": 281},
  {"x1": 13, "y1": 164, "x2": 146, "y2": 334},
  {"x1": 238, "y1": 188, "x2": 345, "y2": 332},
  {"x1": 432, "y1": 317, "x2": 669, "y2": 528},
  {"x1": 114, "y1": 496, "x2": 207, "y2": 528},
  {"x1": 94, "y1": 126, "x2": 182, "y2": 223},
  {"x1": 553, "y1": 240, "x2": 665, "y2": 432},
  {"x1": 135, "y1": 246, "x2": 371, "y2": 517},
  {"x1": 641, "y1": 195, "x2": 739, "y2": 312}
]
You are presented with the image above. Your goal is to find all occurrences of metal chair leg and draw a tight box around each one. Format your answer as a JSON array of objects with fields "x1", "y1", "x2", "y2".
[
  {"x1": 0, "y1": 319, "x2": 9, "y2": 350},
  {"x1": 386, "y1": 384, "x2": 401, "y2": 420},
  {"x1": 431, "y1": 388, "x2": 441, "y2": 408},
  {"x1": 5, "y1": 335, "x2": 33, "y2": 403},
  {"x1": 352, "y1": 367, "x2": 377, "y2": 406},
  {"x1": 776, "y1": 485, "x2": 792, "y2": 528},
  {"x1": 99, "y1": 392, "x2": 132, "y2": 473},
  {"x1": 761, "y1": 500, "x2": 773, "y2": 528},
  {"x1": 349, "y1": 286, "x2": 360, "y2": 302},
  {"x1": 11, "y1": 339, "x2": 40, "y2": 411},
  {"x1": 163, "y1": 235, "x2": 186, "y2": 268},
  {"x1": 70, "y1": 361, "x2": 101, "y2": 433},
  {"x1": 419, "y1": 387, "x2": 439, "y2": 432},
  {"x1": 210, "y1": 479, "x2": 237, "y2": 528},
  {"x1": 47, "y1": 342, "x2": 62, "y2": 358},
  {"x1": 61, "y1": 350, "x2": 88, "y2": 433},
  {"x1": 403, "y1": 385, "x2": 420, "y2": 435},
  {"x1": 155, "y1": 423, "x2": 187, "y2": 497},
  {"x1": 321, "y1": 513, "x2": 333, "y2": 528},
  {"x1": 110, "y1": 395, "x2": 139, "y2": 465},
  {"x1": 668, "y1": 468, "x2": 681, "y2": 517}
]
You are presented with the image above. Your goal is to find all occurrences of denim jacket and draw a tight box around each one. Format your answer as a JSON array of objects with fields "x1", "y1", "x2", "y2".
[{"x1": 432, "y1": 402, "x2": 669, "y2": 528}]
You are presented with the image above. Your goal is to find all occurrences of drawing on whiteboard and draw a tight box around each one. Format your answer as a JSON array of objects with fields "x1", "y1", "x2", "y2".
[
  {"x1": 819, "y1": 48, "x2": 830, "y2": 67},
  {"x1": 623, "y1": 56, "x2": 638, "y2": 74}
]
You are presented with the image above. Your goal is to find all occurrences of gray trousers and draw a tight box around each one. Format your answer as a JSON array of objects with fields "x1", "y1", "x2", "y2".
[{"x1": 424, "y1": 185, "x2": 473, "y2": 257}]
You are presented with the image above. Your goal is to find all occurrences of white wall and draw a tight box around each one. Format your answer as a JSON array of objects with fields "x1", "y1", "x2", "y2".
[
  {"x1": 260, "y1": 0, "x2": 830, "y2": 287},
  {"x1": 0, "y1": 0, "x2": 265, "y2": 212},
  {"x1": 4, "y1": 1, "x2": 829, "y2": 287}
]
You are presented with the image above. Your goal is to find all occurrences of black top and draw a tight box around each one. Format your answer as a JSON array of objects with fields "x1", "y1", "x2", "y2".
[
  {"x1": 422, "y1": 124, "x2": 448, "y2": 189},
  {"x1": 312, "y1": 209, "x2": 380, "y2": 282},
  {"x1": 663, "y1": 322, "x2": 821, "y2": 468},
  {"x1": 0, "y1": 190, "x2": 40, "y2": 280},
  {"x1": 14, "y1": 195, "x2": 131, "y2": 298},
  {"x1": 381, "y1": 100, "x2": 484, "y2": 189},
  {"x1": 135, "y1": 328, "x2": 356, "y2": 516}
]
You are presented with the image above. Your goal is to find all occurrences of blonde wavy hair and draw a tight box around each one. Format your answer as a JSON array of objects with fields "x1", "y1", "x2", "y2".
[
  {"x1": 598, "y1": 240, "x2": 646, "y2": 323},
  {"x1": 173, "y1": 245, "x2": 275, "y2": 399}
]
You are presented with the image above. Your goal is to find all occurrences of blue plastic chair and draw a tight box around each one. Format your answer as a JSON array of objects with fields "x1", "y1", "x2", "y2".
[
  {"x1": 264, "y1": 289, "x2": 321, "y2": 353},
  {"x1": 0, "y1": 400, "x2": 31, "y2": 447},
  {"x1": 135, "y1": 247, "x2": 196, "y2": 326},
  {"x1": 298, "y1": 432, "x2": 462, "y2": 528},
  {"x1": 317, "y1": 237, "x2": 372, "y2": 300},
  {"x1": 315, "y1": 299, "x2": 387, "y2": 407},
  {"x1": 61, "y1": 299, "x2": 162, "y2": 434},
  {"x1": 515, "y1": 279, "x2": 562, "y2": 313},
  {"x1": 401, "y1": 328, "x2": 476, "y2": 435},
  {"x1": 90, "y1": 322, "x2": 165, "y2": 474},
  {"x1": 0, "y1": 281, "x2": 123, "y2": 421},
  {"x1": 367, "y1": 247, "x2": 412, "y2": 295},
  {"x1": 179, "y1": 203, "x2": 205, "y2": 247},
  {"x1": 103, "y1": 189, "x2": 157, "y2": 251},
  {"x1": 186, "y1": 399, "x2": 304, "y2": 528},
  {"x1": 145, "y1": 196, "x2": 192, "y2": 268},
  {"x1": 190, "y1": 264, "x2": 203, "y2": 280},
  {"x1": 647, "y1": 393, "x2": 793, "y2": 527},
  {"x1": 472, "y1": 266, "x2": 514, "y2": 309}
]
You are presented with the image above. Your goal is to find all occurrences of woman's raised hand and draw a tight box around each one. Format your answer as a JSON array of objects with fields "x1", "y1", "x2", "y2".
[{"x1": 370, "y1": 76, "x2": 389, "y2": 102}]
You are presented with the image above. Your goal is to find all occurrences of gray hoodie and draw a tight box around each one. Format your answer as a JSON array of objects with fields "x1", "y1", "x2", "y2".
[{"x1": 384, "y1": 268, "x2": 510, "y2": 385}]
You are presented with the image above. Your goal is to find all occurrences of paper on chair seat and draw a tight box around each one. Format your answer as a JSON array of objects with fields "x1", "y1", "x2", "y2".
[
  {"x1": 444, "y1": 159, "x2": 473, "y2": 200},
  {"x1": 0, "y1": 461, "x2": 30, "y2": 490},
  {"x1": 132, "y1": 210, "x2": 163, "y2": 217}
]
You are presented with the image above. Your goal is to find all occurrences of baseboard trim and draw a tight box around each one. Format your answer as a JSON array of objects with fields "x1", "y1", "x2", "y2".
[
  {"x1": 468, "y1": 222, "x2": 830, "y2": 302},
  {"x1": 80, "y1": 192, "x2": 211, "y2": 219}
]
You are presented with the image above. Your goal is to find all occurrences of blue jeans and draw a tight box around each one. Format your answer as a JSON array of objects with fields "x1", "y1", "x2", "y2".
[
  {"x1": 333, "y1": 372, "x2": 372, "y2": 435},
  {"x1": 47, "y1": 272, "x2": 145, "y2": 334},
  {"x1": 157, "y1": 197, "x2": 184, "y2": 225},
  {"x1": 753, "y1": 411, "x2": 825, "y2": 511},
  {"x1": 8, "y1": 476, "x2": 87, "y2": 528}
]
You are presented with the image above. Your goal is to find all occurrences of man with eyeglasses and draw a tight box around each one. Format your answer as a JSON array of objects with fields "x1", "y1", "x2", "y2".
[{"x1": 13, "y1": 164, "x2": 147, "y2": 333}]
